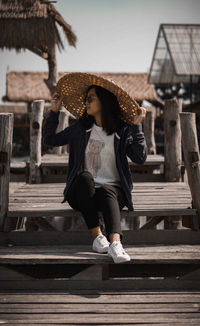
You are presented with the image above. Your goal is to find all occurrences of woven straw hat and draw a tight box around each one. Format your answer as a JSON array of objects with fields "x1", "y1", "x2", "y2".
[{"x1": 56, "y1": 72, "x2": 140, "y2": 125}]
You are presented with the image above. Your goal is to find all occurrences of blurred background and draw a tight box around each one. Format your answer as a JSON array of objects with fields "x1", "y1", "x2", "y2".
[{"x1": 0, "y1": 0, "x2": 200, "y2": 158}]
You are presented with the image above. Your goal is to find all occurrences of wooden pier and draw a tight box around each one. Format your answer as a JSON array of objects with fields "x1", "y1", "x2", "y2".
[
  {"x1": 7, "y1": 181, "x2": 198, "y2": 226},
  {"x1": 0, "y1": 180, "x2": 199, "y2": 294},
  {"x1": 1, "y1": 100, "x2": 200, "y2": 325}
]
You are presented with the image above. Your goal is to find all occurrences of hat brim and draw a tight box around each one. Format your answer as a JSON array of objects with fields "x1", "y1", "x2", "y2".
[{"x1": 56, "y1": 72, "x2": 140, "y2": 125}]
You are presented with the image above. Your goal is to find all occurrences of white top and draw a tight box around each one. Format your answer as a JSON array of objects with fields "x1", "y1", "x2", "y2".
[{"x1": 85, "y1": 123, "x2": 121, "y2": 187}]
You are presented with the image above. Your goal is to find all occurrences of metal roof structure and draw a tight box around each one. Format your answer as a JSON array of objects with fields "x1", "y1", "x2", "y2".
[
  {"x1": 148, "y1": 24, "x2": 200, "y2": 103},
  {"x1": 149, "y1": 24, "x2": 200, "y2": 86}
]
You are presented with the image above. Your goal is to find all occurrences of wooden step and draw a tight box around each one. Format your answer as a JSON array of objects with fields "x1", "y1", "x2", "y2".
[
  {"x1": 0, "y1": 243, "x2": 200, "y2": 290},
  {"x1": 0, "y1": 244, "x2": 200, "y2": 265},
  {"x1": 8, "y1": 182, "x2": 197, "y2": 218},
  {"x1": 1, "y1": 291, "x2": 200, "y2": 325}
]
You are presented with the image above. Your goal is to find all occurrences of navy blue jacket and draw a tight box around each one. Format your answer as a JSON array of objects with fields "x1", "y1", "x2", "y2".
[{"x1": 43, "y1": 110, "x2": 147, "y2": 210}]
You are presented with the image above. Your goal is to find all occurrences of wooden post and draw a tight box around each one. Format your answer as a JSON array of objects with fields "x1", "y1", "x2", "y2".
[
  {"x1": 164, "y1": 98, "x2": 182, "y2": 182},
  {"x1": 29, "y1": 100, "x2": 44, "y2": 184},
  {"x1": 180, "y1": 112, "x2": 200, "y2": 226},
  {"x1": 0, "y1": 113, "x2": 14, "y2": 231},
  {"x1": 143, "y1": 108, "x2": 156, "y2": 154},
  {"x1": 53, "y1": 108, "x2": 69, "y2": 155}
]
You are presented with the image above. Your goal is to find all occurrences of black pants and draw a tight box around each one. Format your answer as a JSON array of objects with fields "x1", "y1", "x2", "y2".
[{"x1": 66, "y1": 171, "x2": 127, "y2": 239}]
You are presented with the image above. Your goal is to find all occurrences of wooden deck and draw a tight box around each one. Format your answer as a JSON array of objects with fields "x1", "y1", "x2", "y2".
[
  {"x1": 1, "y1": 178, "x2": 199, "y2": 325},
  {"x1": 1, "y1": 290, "x2": 200, "y2": 325},
  {"x1": 0, "y1": 236, "x2": 200, "y2": 290},
  {"x1": 8, "y1": 181, "x2": 195, "y2": 218},
  {"x1": 0, "y1": 180, "x2": 199, "y2": 294}
]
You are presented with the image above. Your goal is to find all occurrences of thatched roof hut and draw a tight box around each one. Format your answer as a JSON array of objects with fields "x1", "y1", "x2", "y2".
[
  {"x1": 0, "y1": 0, "x2": 77, "y2": 93},
  {"x1": 4, "y1": 71, "x2": 162, "y2": 106}
]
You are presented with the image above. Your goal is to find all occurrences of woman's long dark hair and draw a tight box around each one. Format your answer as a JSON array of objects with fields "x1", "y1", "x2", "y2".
[{"x1": 81, "y1": 85, "x2": 122, "y2": 135}]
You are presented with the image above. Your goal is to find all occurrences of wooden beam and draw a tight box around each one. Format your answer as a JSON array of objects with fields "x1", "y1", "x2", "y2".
[
  {"x1": 180, "y1": 112, "x2": 200, "y2": 227},
  {"x1": 140, "y1": 216, "x2": 164, "y2": 230},
  {"x1": 164, "y1": 98, "x2": 182, "y2": 182},
  {"x1": 52, "y1": 109, "x2": 69, "y2": 155},
  {"x1": 25, "y1": 217, "x2": 56, "y2": 231},
  {"x1": 29, "y1": 100, "x2": 44, "y2": 184},
  {"x1": 0, "y1": 230, "x2": 200, "y2": 246},
  {"x1": 0, "y1": 113, "x2": 14, "y2": 231},
  {"x1": 143, "y1": 108, "x2": 156, "y2": 154}
]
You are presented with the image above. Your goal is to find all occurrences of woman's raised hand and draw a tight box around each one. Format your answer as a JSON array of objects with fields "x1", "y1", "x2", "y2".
[
  {"x1": 133, "y1": 107, "x2": 146, "y2": 124},
  {"x1": 51, "y1": 92, "x2": 64, "y2": 112}
]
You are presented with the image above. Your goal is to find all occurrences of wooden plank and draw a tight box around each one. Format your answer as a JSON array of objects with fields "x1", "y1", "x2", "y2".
[
  {"x1": 0, "y1": 279, "x2": 199, "y2": 290},
  {"x1": 8, "y1": 198, "x2": 193, "y2": 205},
  {"x1": 29, "y1": 100, "x2": 44, "y2": 184},
  {"x1": 140, "y1": 216, "x2": 164, "y2": 230},
  {"x1": 4, "y1": 324, "x2": 200, "y2": 326},
  {"x1": 180, "y1": 113, "x2": 200, "y2": 225},
  {"x1": 0, "y1": 113, "x2": 14, "y2": 231},
  {"x1": 1, "y1": 230, "x2": 200, "y2": 246},
  {"x1": 1, "y1": 292, "x2": 200, "y2": 303},
  {"x1": 164, "y1": 98, "x2": 182, "y2": 182},
  {"x1": 1, "y1": 302, "x2": 200, "y2": 313},
  {"x1": 0, "y1": 245, "x2": 200, "y2": 265},
  {"x1": 144, "y1": 109, "x2": 156, "y2": 154},
  {"x1": 7, "y1": 208, "x2": 197, "y2": 218},
  {"x1": 7, "y1": 186, "x2": 197, "y2": 217},
  {"x1": 9, "y1": 181, "x2": 190, "y2": 188},
  {"x1": 1, "y1": 312, "x2": 200, "y2": 323},
  {"x1": 8, "y1": 183, "x2": 192, "y2": 194}
]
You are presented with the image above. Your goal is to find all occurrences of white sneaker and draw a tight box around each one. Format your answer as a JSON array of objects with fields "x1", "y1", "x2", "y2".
[
  {"x1": 92, "y1": 234, "x2": 110, "y2": 253},
  {"x1": 108, "y1": 241, "x2": 131, "y2": 263}
]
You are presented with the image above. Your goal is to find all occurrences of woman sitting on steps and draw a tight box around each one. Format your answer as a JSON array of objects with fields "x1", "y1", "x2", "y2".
[{"x1": 43, "y1": 73, "x2": 147, "y2": 263}]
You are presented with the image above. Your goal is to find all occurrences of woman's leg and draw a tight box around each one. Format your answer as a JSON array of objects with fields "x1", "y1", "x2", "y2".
[
  {"x1": 95, "y1": 185, "x2": 127, "y2": 242},
  {"x1": 95, "y1": 185, "x2": 131, "y2": 263},
  {"x1": 66, "y1": 171, "x2": 101, "y2": 233}
]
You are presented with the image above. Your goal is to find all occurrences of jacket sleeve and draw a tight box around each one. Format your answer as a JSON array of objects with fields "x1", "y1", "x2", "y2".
[
  {"x1": 126, "y1": 124, "x2": 148, "y2": 164},
  {"x1": 43, "y1": 110, "x2": 77, "y2": 147}
]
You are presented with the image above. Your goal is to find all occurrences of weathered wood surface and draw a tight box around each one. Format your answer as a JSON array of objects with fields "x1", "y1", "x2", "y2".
[
  {"x1": 52, "y1": 109, "x2": 69, "y2": 155},
  {"x1": 164, "y1": 98, "x2": 182, "y2": 182},
  {"x1": 1, "y1": 230, "x2": 200, "y2": 246},
  {"x1": 0, "y1": 244, "x2": 200, "y2": 265},
  {"x1": 8, "y1": 181, "x2": 197, "y2": 218},
  {"x1": 1, "y1": 313, "x2": 200, "y2": 324},
  {"x1": 143, "y1": 108, "x2": 156, "y2": 154},
  {"x1": 0, "y1": 291, "x2": 200, "y2": 325},
  {"x1": 0, "y1": 113, "x2": 14, "y2": 231},
  {"x1": 29, "y1": 100, "x2": 44, "y2": 184},
  {"x1": 180, "y1": 112, "x2": 200, "y2": 224}
]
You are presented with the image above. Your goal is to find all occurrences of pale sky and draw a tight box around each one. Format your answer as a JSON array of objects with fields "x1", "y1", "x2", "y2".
[{"x1": 0, "y1": 0, "x2": 200, "y2": 102}]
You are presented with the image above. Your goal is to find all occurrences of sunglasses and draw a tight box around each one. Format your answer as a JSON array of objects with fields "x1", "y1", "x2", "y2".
[{"x1": 85, "y1": 94, "x2": 97, "y2": 104}]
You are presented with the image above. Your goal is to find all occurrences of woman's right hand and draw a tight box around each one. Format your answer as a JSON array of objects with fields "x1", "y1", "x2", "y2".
[{"x1": 51, "y1": 92, "x2": 64, "y2": 112}]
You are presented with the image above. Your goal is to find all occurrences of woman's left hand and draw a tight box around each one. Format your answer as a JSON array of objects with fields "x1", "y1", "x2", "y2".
[{"x1": 133, "y1": 107, "x2": 146, "y2": 124}]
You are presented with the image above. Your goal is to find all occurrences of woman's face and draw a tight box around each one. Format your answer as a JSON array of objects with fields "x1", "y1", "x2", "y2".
[{"x1": 85, "y1": 88, "x2": 102, "y2": 118}]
